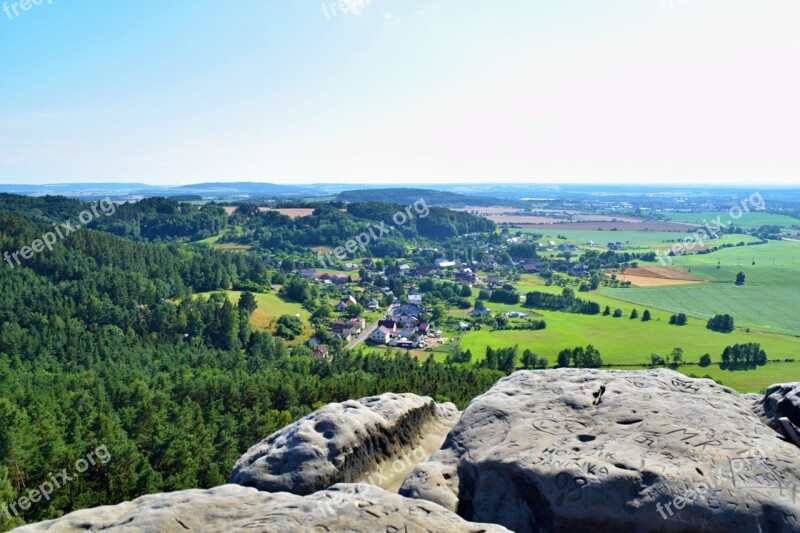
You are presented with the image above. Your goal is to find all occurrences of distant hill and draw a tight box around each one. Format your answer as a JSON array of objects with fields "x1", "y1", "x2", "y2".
[{"x1": 337, "y1": 188, "x2": 519, "y2": 208}]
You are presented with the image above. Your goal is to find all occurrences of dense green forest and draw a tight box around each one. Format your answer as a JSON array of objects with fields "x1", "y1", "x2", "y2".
[
  {"x1": 222, "y1": 201, "x2": 496, "y2": 260},
  {"x1": 0, "y1": 199, "x2": 503, "y2": 530}
]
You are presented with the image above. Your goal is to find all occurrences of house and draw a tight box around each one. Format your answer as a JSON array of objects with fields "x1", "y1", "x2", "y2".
[
  {"x1": 396, "y1": 327, "x2": 417, "y2": 338},
  {"x1": 312, "y1": 345, "x2": 330, "y2": 359},
  {"x1": 434, "y1": 258, "x2": 456, "y2": 269},
  {"x1": 521, "y1": 263, "x2": 539, "y2": 273},
  {"x1": 572, "y1": 264, "x2": 590, "y2": 274},
  {"x1": 408, "y1": 294, "x2": 423, "y2": 306},
  {"x1": 455, "y1": 270, "x2": 477, "y2": 284},
  {"x1": 558, "y1": 242, "x2": 577, "y2": 252},
  {"x1": 370, "y1": 326, "x2": 392, "y2": 345},
  {"x1": 343, "y1": 263, "x2": 360, "y2": 270},
  {"x1": 299, "y1": 268, "x2": 318, "y2": 280},
  {"x1": 418, "y1": 323, "x2": 430, "y2": 335},
  {"x1": 349, "y1": 318, "x2": 366, "y2": 332},
  {"x1": 486, "y1": 275, "x2": 503, "y2": 286},
  {"x1": 470, "y1": 307, "x2": 492, "y2": 317},
  {"x1": 507, "y1": 311, "x2": 527, "y2": 318},
  {"x1": 458, "y1": 321, "x2": 470, "y2": 331},
  {"x1": 399, "y1": 264, "x2": 411, "y2": 272},
  {"x1": 393, "y1": 304, "x2": 423, "y2": 318},
  {"x1": 361, "y1": 258, "x2": 375, "y2": 270},
  {"x1": 366, "y1": 299, "x2": 380, "y2": 311},
  {"x1": 335, "y1": 296, "x2": 358, "y2": 312},
  {"x1": 396, "y1": 314, "x2": 420, "y2": 328},
  {"x1": 330, "y1": 320, "x2": 358, "y2": 340},
  {"x1": 377, "y1": 319, "x2": 397, "y2": 332},
  {"x1": 330, "y1": 274, "x2": 349, "y2": 285}
]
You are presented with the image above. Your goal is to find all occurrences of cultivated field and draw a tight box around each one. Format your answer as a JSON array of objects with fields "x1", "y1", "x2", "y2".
[
  {"x1": 520, "y1": 228, "x2": 761, "y2": 250},
  {"x1": 613, "y1": 266, "x2": 704, "y2": 287},
  {"x1": 516, "y1": 221, "x2": 692, "y2": 231},
  {"x1": 665, "y1": 211, "x2": 800, "y2": 229},
  {"x1": 602, "y1": 240, "x2": 800, "y2": 335}
]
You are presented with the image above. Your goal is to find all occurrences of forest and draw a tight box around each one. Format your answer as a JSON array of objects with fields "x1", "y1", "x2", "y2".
[{"x1": 0, "y1": 197, "x2": 504, "y2": 530}]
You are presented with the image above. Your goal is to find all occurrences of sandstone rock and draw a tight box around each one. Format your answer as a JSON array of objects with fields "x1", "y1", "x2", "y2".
[
  {"x1": 230, "y1": 393, "x2": 459, "y2": 495},
  {"x1": 14, "y1": 483, "x2": 510, "y2": 533},
  {"x1": 750, "y1": 382, "x2": 800, "y2": 433},
  {"x1": 400, "y1": 369, "x2": 800, "y2": 533}
]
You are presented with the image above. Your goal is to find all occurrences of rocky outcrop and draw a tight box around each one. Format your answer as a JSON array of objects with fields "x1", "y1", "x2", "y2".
[
  {"x1": 750, "y1": 382, "x2": 800, "y2": 432},
  {"x1": 14, "y1": 483, "x2": 510, "y2": 533},
  {"x1": 18, "y1": 370, "x2": 800, "y2": 532},
  {"x1": 400, "y1": 369, "x2": 800, "y2": 533},
  {"x1": 230, "y1": 392, "x2": 459, "y2": 494}
]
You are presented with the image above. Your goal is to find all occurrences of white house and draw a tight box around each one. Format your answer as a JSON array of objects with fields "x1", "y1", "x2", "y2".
[
  {"x1": 369, "y1": 326, "x2": 392, "y2": 345},
  {"x1": 434, "y1": 258, "x2": 456, "y2": 268},
  {"x1": 408, "y1": 294, "x2": 423, "y2": 306}
]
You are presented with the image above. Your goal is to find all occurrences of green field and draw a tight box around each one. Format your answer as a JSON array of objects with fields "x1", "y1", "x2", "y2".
[
  {"x1": 196, "y1": 290, "x2": 312, "y2": 337},
  {"x1": 520, "y1": 228, "x2": 760, "y2": 250},
  {"x1": 456, "y1": 310, "x2": 800, "y2": 392},
  {"x1": 664, "y1": 211, "x2": 800, "y2": 229},
  {"x1": 606, "y1": 362, "x2": 800, "y2": 393},
  {"x1": 449, "y1": 267, "x2": 800, "y2": 392},
  {"x1": 458, "y1": 310, "x2": 800, "y2": 364},
  {"x1": 602, "y1": 241, "x2": 800, "y2": 335}
]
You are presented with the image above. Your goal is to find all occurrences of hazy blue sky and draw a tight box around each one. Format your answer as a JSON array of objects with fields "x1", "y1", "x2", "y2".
[{"x1": 0, "y1": 0, "x2": 798, "y2": 185}]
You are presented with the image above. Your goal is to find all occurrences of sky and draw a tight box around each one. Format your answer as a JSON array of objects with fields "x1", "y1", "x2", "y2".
[{"x1": 0, "y1": 0, "x2": 798, "y2": 186}]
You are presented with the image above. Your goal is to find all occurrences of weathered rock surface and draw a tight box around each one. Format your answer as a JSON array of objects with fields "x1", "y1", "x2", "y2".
[
  {"x1": 750, "y1": 382, "x2": 800, "y2": 432},
  {"x1": 14, "y1": 483, "x2": 510, "y2": 533},
  {"x1": 400, "y1": 369, "x2": 800, "y2": 533},
  {"x1": 230, "y1": 392, "x2": 459, "y2": 495}
]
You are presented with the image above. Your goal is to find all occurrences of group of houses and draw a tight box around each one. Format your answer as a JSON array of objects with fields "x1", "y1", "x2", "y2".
[{"x1": 368, "y1": 304, "x2": 434, "y2": 349}]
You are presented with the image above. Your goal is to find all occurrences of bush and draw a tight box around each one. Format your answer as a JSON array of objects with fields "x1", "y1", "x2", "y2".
[{"x1": 699, "y1": 354, "x2": 712, "y2": 367}]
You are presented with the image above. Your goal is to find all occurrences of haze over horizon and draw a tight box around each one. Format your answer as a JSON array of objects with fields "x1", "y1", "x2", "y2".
[{"x1": 1, "y1": 0, "x2": 798, "y2": 186}]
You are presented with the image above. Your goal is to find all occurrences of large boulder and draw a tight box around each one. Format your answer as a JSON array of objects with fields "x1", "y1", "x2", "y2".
[
  {"x1": 230, "y1": 393, "x2": 459, "y2": 494},
  {"x1": 400, "y1": 369, "x2": 800, "y2": 533},
  {"x1": 750, "y1": 382, "x2": 800, "y2": 432},
  {"x1": 14, "y1": 483, "x2": 511, "y2": 533}
]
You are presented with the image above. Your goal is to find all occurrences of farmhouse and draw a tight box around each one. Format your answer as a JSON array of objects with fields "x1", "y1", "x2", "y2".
[{"x1": 369, "y1": 326, "x2": 392, "y2": 345}]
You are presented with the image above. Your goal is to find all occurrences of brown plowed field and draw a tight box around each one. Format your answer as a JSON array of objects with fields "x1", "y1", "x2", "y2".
[{"x1": 611, "y1": 266, "x2": 705, "y2": 287}]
